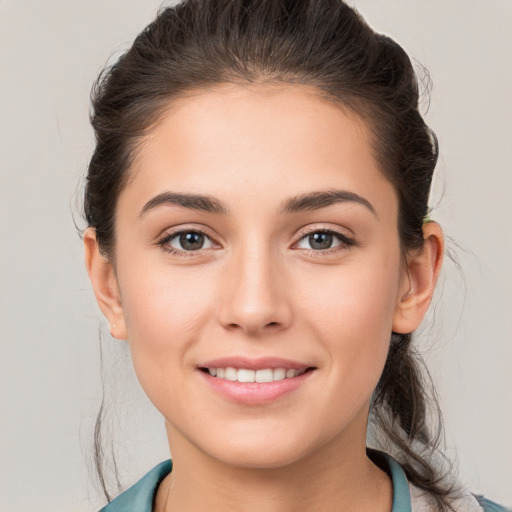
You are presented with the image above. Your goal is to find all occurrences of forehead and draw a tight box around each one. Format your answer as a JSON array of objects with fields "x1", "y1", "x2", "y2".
[{"x1": 121, "y1": 84, "x2": 397, "y2": 219}]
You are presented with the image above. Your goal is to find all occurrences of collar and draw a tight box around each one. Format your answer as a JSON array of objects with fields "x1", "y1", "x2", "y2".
[
  {"x1": 368, "y1": 449, "x2": 412, "y2": 512},
  {"x1": 100, "y1": 451, "x2": 412, "y2": 512},
  {"x1": 99, "y1": 459, "x2": 172, "y2": 512}
]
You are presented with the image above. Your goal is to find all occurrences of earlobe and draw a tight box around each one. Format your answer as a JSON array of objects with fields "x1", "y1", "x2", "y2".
[
  {"x1": 83, "y1": 228, "x2": 128, "y2": 340},
  {"x1": 392, "y1": 222, "x2": 444, "y2": 334}
]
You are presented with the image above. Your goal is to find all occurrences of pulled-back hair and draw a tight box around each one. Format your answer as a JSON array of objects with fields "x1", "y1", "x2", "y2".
[{"x1": 85, "y1": 0, "x2": 454, "y2": 508}]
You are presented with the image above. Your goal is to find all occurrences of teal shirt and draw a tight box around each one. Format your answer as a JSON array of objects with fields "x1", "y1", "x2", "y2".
[{"x1": 100, "y1": 452, "x2": 510, "y2": 512}]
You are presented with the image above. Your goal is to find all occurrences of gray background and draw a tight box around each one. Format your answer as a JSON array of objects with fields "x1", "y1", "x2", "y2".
[{"x1": 0, "y1": 1, "x2": 510, "y2": 511}]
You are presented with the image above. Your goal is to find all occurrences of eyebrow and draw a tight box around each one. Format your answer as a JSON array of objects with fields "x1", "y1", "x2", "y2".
[
  {"x1": 139, "y1": 192, "x2": 229, "y2": 217},
  {"x1": 280, "y1": 189, "x2": 377, "y2": 217},
  {"x1": 139, "y1": 189, "x2": 376, "y2": 218}
]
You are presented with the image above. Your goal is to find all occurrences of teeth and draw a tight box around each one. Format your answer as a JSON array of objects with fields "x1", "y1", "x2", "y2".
[
  {"x1": 225, "y1": 367, "x2": 237, "y2": 381},
  {"x1": 273, "y1": 368, "x2": 286, "y2": 381},
  {"x1": 237, "y1": 369, "x2": 255, "y2": 382},
  {"x1": 207, "y1": 367, "x2": 305, "y2": 382},
  {"x1": 255, "y1": 369, "x2": 273, "y2": 383}
]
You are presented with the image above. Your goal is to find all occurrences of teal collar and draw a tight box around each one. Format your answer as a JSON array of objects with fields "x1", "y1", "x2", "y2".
[
  {"x1": 100, "y1": 451, "x2": 411, "y2": 512},
  {"x1": 368, "y1": 449, "x2": 412, "y2": 512},
  {"x1": 99, "y1": 459, "x2": 172, "y2": 512}
]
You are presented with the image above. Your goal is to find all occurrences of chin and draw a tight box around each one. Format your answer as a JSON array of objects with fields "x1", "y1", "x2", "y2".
[
  {"x1": 214, "y1": 447, "x2": 307, "y2": 470},
  {"x1": 201, "y1": 429, "x2": 325, "y2": 470}
]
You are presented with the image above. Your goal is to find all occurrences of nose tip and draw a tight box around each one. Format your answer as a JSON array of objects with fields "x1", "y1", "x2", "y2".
[
  {"x1": 217, "y1": 255, "x2": 292, "y2": 336},
  {"x1": 222, "y1": 309, "x2": 285, "y2": 336},
  {"x1": 219, "y1": 290, "x2": 291, "y2": 336}
]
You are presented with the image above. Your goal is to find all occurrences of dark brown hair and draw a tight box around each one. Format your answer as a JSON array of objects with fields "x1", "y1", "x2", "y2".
[{"x1": 85, "y1": 0, "x2": 455, "y2": 508}]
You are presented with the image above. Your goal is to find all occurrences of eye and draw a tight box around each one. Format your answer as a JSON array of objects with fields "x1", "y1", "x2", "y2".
[
  {"x1": 159, "y1": 229, "x2": 215, "y2": 253},
  {"x1": 295, "y1": 229, "x2": 353, "y2": 251}
]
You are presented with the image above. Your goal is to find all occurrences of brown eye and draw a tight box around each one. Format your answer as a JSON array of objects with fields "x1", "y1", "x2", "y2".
[
  {"x1": 308, "y1": 232, "x2": 334, "y2": 250},
  {"x1": 295, "y1": 230, "x2": 354, "y2": 252},
  {"x1": 168, "y1": 231, "x2": 214, "y2": 251}
]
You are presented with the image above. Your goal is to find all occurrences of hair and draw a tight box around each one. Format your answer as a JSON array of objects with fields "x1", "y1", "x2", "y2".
[{"x1": 84, "y1": 0, "x2": 456, "y2": 508}]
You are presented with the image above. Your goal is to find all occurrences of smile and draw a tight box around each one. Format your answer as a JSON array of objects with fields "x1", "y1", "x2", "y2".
[
  {"x1": 198, "y1": 358, "x2": 316, "y2": 403},
  {"x1": 205, "y1": 367, "x2": 307, "y2": 382}
]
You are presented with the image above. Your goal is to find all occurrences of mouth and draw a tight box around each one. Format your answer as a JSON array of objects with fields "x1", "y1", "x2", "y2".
[
  {"x1": 197, "y1": 357, "x2": 317, "y2": 403},
  {"x1": 197, "y1": 357, "x2": 316, "y2": 404},
  {"x1": 199, "y1": 366, "x2": 315, "y2": 383}
]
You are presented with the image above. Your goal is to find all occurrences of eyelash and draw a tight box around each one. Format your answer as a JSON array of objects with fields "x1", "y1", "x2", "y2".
[
  {"x1": 295, "y1": 227, "x2": 356, "y2": 256},
  {"x1": 157, "y1": 227, "x2": 215, "y2": 258},
  {"x1": 156, "y1": 227, "x2": 355, "y2": 258}
]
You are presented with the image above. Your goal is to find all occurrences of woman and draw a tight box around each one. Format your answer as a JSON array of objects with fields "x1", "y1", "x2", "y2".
[{"x1": 83, "y1": 0, "x2": 509, "y2": 510}]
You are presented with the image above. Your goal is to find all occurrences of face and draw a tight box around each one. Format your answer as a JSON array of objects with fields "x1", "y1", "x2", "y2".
[{"x1": 103, "y1": 85, "x2": 412, "y2": 469}]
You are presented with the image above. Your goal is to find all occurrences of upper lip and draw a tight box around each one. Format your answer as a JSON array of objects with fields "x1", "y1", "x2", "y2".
[{"x1": 198, "y1": 357, "x2": 314, "y2": 371}]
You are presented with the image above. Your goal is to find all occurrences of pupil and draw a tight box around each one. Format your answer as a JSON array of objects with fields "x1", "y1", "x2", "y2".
[
  {"x1": 309, "y1": 232, "x2": 333, "y2": 250},
  {"x1": 180, "y1": 232, "x2": 204, "y2": 250}
]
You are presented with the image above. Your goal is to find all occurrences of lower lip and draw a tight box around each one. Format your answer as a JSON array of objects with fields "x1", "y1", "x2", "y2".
[{"x1": 198, "y1": 370, "x2": 314, "y2": 404}]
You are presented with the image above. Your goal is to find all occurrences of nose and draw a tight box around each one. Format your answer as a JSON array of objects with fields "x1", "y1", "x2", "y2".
[{"x1": 217, "y1": 244, "x2": 292, "y2": 337}]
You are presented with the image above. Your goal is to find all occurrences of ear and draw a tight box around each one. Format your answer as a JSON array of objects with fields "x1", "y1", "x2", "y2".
[
  {"x1": 392, "y1": 222, "x2": 444, "y2": 334},
  {"x1": 83, "y1": 228, "x2": 128, "y2": 340}
]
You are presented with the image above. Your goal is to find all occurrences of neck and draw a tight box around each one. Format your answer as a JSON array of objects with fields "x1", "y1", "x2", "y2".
[{"x1": 156, "y1": 421, "x2": 392, "y2": 512}]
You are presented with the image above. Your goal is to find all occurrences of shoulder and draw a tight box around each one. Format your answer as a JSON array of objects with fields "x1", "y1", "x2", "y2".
[
  {"x1": 369, "y1": 449, "x2": 510, "y2": 512},
  {"x1": 474, "y1": 496, "x2": 512, "y2": 512},
  {"x1": 409, "y1": 482, "x2": 511, "y2": 512},
  {"x1": 98, "y1": 460, "x2": 172, "y2": 512}
]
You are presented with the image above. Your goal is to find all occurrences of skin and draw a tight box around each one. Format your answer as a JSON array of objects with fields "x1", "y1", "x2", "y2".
[{"x1": 85, "y1": 84, "x2": 443, "y2": 512}]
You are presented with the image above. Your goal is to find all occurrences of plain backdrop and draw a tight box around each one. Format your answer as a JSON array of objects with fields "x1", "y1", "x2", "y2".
[{"x1": 0, "y1": 1, "x2": 511, "y2": 511}]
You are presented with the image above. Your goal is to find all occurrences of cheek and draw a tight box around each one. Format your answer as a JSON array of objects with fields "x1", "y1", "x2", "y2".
[
  {"x1": 295, "y1": 254, "x2": 401, "y2": 387},
  {"x1": 117, "y1": 265, "x2": 224, "y2": 422},
  {"x1": 299, "y1": 254, "x2": 400, "y2": 332},
  {"x1": 116, "y1": 257, "x2": 218, "y2": 380}
]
